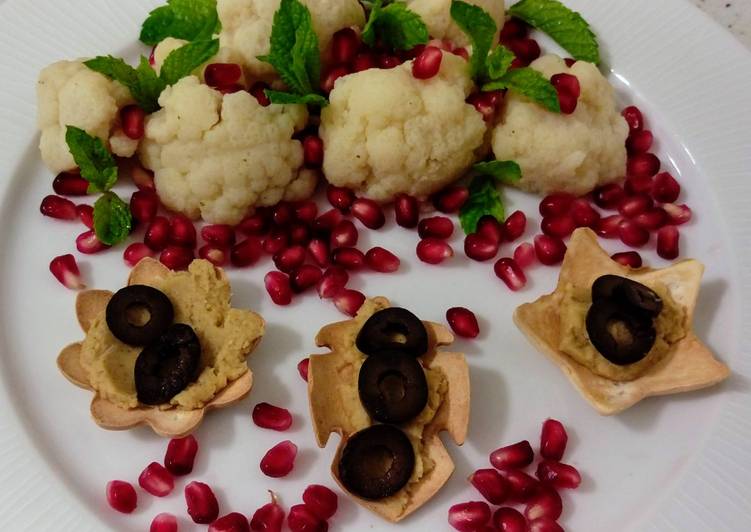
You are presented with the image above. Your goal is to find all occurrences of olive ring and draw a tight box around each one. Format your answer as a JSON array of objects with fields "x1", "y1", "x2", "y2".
[{"x1": 106, "y1": 285, "x2": 174, "y2": 346}]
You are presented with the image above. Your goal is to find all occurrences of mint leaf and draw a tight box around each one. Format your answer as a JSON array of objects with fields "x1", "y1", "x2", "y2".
[
  {"x1": 509, "y1": 0, "x2": 599, "y2": 64},
  {"x1": 450, "y1": 0, "x2": 497, "y2": 80},
  {"x1": 64, "y1": 126, "x2": 118, "y2": 193},
  {"x1": 460, "y1": 175, "x2": 506, "y2": 234},
  {"x1": 266, "y1": 90, "x2": 328, "y2": 107},
  {"x1": 483, "y1": 67, "x2": 561, "y2": 113},
  {"x1": 140, "y1": 0, "x2": 221, "y2": 46},
  {"x1": 160, "y1": 39, "x2": 219, "y2": 85},
  {"x1": 93, "y1": 192, "x2": 132, "y2": 246},
  {"x1": 362, "y1": 0, "x2": 429, "y2": 51},
  {"x1": 85, "y1": 56, "x2": 164, "y2": 113},
  {"x1": 473, "y1": 160, "x2": 522, "y2": 184},
  {"x1": 486, "y1": 45, "x2": 515, "y2": 79}
]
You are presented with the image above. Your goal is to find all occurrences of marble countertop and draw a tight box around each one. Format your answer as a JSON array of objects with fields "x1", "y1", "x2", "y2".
[{"x1": 692, "y1": 0, "x2": 751, "y2": 47}]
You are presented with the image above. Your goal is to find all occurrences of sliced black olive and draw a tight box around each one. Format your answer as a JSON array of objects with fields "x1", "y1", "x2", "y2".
[
  {"x1": 585, "y1": 299, "x2": 656, "y2": 366},
  {"x1": 106, "y1": 285, "x2": 174, "y2": 346},
  {"x1": 338, "y1": 424, "x2": 415, "y2": 500},
  {"x1": 134, "y1": 323, "x2": 202, "y2": 405},
  {"x1": 592, "y1": 275, "x2": 663, "y2": 316},
  {"x1": 356, "y1": 307, "x2": 428, "y2": 357},
  {"x1": 358, "y1": 350, "x2": 429, "y2": 424}
]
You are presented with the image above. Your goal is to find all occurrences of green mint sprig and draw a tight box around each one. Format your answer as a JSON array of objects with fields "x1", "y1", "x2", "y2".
[
  {"x1": 362, "y1": 0, "x2": 429, "y2": 51},
  {"x1": 140, "y1": 0, "x2": 221, "y2": 46},
  {"x1": 449, "y1": 0, "x2": 497, "y2": 80},
  {"x1": 64, "y1": 126, "x2": 118, "y2": 193},
  {"x1": 93, "y1": 192, "x2": 133, "y2": 246},
  {"x1": 459, "y1": 160, "x2": 522, "y2": 234},
  {"x1": 483, "y1": 67, "x2": 561, "y2": 113}
]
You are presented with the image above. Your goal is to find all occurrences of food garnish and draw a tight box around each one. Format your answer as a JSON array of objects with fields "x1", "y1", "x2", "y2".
[
  {"x1": 460, "y1": 160, "x2": 522, "y2": 234},
  {"x1": 140, "y1": 0, "x2": 221, "y2": 46},
  {"x1": 362, "y1": 0, "x2": 429, "y2": 51}
]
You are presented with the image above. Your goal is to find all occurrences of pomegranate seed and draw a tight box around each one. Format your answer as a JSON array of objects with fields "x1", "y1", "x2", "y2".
[
  {"x1": 303, "y1": 136, "x2": 324, "y2": 168},
  {"x1": 199, "y1": 244, "x2": 229, "y2": 266},
  {"x1": 469, "y1": 468, "x2": 509, "y2": 504},
  {"x1": 260, "y1": 440, "x2": 297, "y2": 478},
  {"x1": 160, "y1": 246, "x2": 194, "y2": 270},
  {"x1": 263, "y1": 227, "x2": 288, "y2": 255},
  {"x1": 541, "y1": 215, "x2": 576, "y2": 238},
  {"x1": 618, "y1": 194, "x2": 653, "y2": 218},
  {"x1": 525, "y1": 487, "x2": 562, "y2": 522},
  {"x1": 41, "y1": 194, "x2": 77, "y2": 220},
  {"x1": 418, "y1": 216, "x2": 454, "y2": 239},
  {"x1": 330, "y1": 220, "x2": 358, "y2": 248},
  {"x1": 571, "y1": 198, "x2": 601, "y2": 227},
  {"x1": 493, "y1": 507, "x2": 527, "y2": 532},
  {"x1": 231, "y1": 237, "x2": 263, "y2": 267},
  {"x1": 618, "y1": 219, "x2": 650, "y2": 247},
  {"x1": 446, "y1": 307, "x2": 480, "y2": 338},
  {"x1": 477, "y1": 215, "x2": 504, "y2": 245},
  {"x1": 625, "y1": 174, "x2": 654, "y2": 195},
  {"x1": 564, "y1": 57, "x2": 577, "y2": 67},
  {"x1": 507, "y1": 38, "x2": 541, "y2": 64},
  {"x1": 307, "y1": 238, "x2": 329, "y2": 267},
  {"x1": 535, "y1": 460, "x2": 582, "y2": 489},
  {"x1": 540, "y1": 419, "x2": 568, "y2": 461},
  {"x1": 210, "y1": 512, "x2": 251, "y2": 532},
  {"x1": 503, "y1": 470, "x2": 540, "y2": 502},
  {"x1": 652, "y1": 172, "x2": 681, "y2": 203},
  {"x1": 272, "y1": 203, "x2": 294, "y2": 226},
  {"x1": 333, "y1": 288, "x2": 365, "y2": 316},
  {"x1": 250, "y1": 492, "x2": 285, "y2": 532},
  {"x1": 165, "y1": 435, "x2": 198, "y2": 476},
  {"x1": 76, "y1": 230, "x2": 110, "y2": 254},
  {"x1": 131, "y1": 163, "x2": 155, "y2": 190},
  {"x1": 378, "y1": 54, "x2": 401, "y2": 69},
  {"x1": 351, "y1": 198, "x2": 385, "y2": 229},
  {"x1": 557, "y1": 91, "x2": 578, "y2": 114},
  {"x1": 539, "y1": 193, "x2": 575, "y2": 218},
  {"x1": 321, "y1": 65, "x2": 349, "y2": 93},
  {"x1": 185, "y1": 481, "x2": 220, "y2": 524},
  {"x1": 434, "y1": 186, "x2": 469, "y2": 213},
  {"x1": 106, "y1": 480, "x2": 137, "y2": 514},
  {"x1": 353, "y1": 52, "x2": 376, "y2": 72},
  {"x1": 274, "y1": 245, "x2": 306, "y2": 273},
  {"x1": 593, "y1": 183, "x2": 625, "y2": 209},
  {"x1": 500, "y1": 18, "x2": 529, "y2": 42},
  {"x1": 291, "y1": 264, "x2": 323, "y2": 293},
  {"x1": 130, "y1": 189, "x2": 159, "y2": 224},
  {"x1": 663, "y1": 203, "x2": 692, "y2": 225},
  {"x1": 124, "y1": 242, "x2": 154, "y2": 267},
  {"x1": 287, "y1": 504, "x2": 326, "y2": 532},
  {"x1": 303, "y1": 485, "x2": 338, "y2": 520},
  {"x1": 326, "y1": 185, "x2": 354, "y2": 211},
  {"x1": 627, "y1": 129, "x2": 653, "y2": 154},
  {"x1": 139, "y1": 462, "x2": 174, "y2": 497},
  {"x1": 468, "y1": 91, "x2": 498, "y2": 121},
  {"x1": 331, "y1": 27, "x2": 359, "y2": 65},
  {"x1": 288, "y1": 222, "x2": 311, "y2": 245},
  {"x1": 395, "y1": 193, "x2": 420, "y2": 228},
  {"x1": 170, "y1": 215, "x2": 197, "y2": 247},
  {"x1": 318, "y1": 267, "x2": 348, "y2": 298},
  {"x1": 594, "y1": 214, "x2": 624, "y2": 238},
  {"x1": 77, "y1": 203, "x2": 94, "y2": 228},
  {"x1": 494, "y1": 257, "x2": 527, "y2": 290},
  {"x1": 627, "y1": 153, "x2": 660, "y2": 178},
  {"x1": 53, "y1": 172, "x2": 89, "y2": 196},
  {"x1": 448, "y1": 501, "x2": 491, "y2": 531},
  {"x1": 121, "y1": 104, "x2": 146, "y2": 139},
  {"x1": 633, "y1": 208, "x2": 668, "y2": 230},
  {"x1": 294, "y1": 200, "x2": 318, "y2": 222},
  {"x1": 528, "y1": 518, "x2": 564, "y2": 532},
  {"x1": 314, "y1": 208, "x2": 344, "y2": 233},
  {"x1": 151, "y1": 513, "x2": 178, "y2": 532},
  {"x1": 622, "y1": 105, "x2": 644, "y2": 132},
  {"x1": 145, "y1": 216, "x2": 171, "y2": 251},
  {"x1": 202, "y1": 224, "x2": 236, "y2": 247},
  {"x1": 297, "y1": 358, "x2": 310, "y2": 382},
  {"x1": 332, "y1": 247, "x2": 365, "y2": 270},
  {"x1": 453, "y1": 47, "x2": 469, "y2": 60},
  {"x1": 417, "y1": 238, "x2": 454, "y2": 264},
  {"x1": 657, "y1": 225, "x2": 680, "y2": 260},
  {"x1": 514, "y1": 242, "x2": 536, "y2": 268},
  {"x1": 265, "y1": 271, "x2": 293, "y2": 305},
  {"x1": 490, "y1": 440, "x2": 534, "y2": 470},
  {"x1": 464, "y1": 233, "x2": 499, "y2": 262},
  {"x1": 365, "y1": 246, "x2": 400, "y2": 272},
  {"x1": 250, "y1": 82, "x2": 271, "y2": 106},
  {"x1": 504, "y1": 211, "x2": 527, "y2": 241},
  {"x1": 412, "y1": 45, "x2": 443, "y2": 80},
  {"x1": 551, "y1": 73, "x2": 580, "y2": 98},
  {"x1": 205, "y1": 63, "x2": 242, "y2": 90},
  {"x1": 612, "y1": 251, "x2": 643, "y2": 268},
  {"x1": 534, "y1": 235, "x2": 567, "y2": 265}
]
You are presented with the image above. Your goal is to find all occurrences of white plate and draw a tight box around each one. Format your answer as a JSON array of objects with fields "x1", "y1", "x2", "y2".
[{"x1": 1, "y1": 0, "x2": 750, "y2": 530}]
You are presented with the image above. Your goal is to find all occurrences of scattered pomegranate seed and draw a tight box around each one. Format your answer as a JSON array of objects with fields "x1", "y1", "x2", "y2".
[
  {"x1": 365, "y1": 246, "x2": 400, "y2": 272},
  {"x1": 304, "y1": 239, "x2": 327, "y2": 268},
  {"x1": 165, "y1": 435, "x2": 198, "y2": 476},
  {"x1": 131, "y1": 163, "x2": 156, "y2": 190},
  {"x1": 493, "y1": 507, "x2": 527, "y2": 532},
  {"x1": 205, "y1": 63, "x2": 242, "y2": 90},
  {"x1": 302, "y1": 136, "x2": 324, "y2": 168},
  {"x1": 622, "y1": 106, "x2": 644, "y2": 132},
  {"x1": 352, "y1": 52, "x2": 376, "y2": 72},
  {"x1": 652, "y1": 172, "x2": 681, "y2": 203},
  {"x1": 663, "y1": 203, "x2": 692, "y2": 225},
  {"x1": 570, "y1": 198, "x2": 600, "y2": 227},
  {"x1": 321, "y1": 65, "x2": 349, "y2": 93},
  {"x1": 333, "y1": 289, "x2": 365, "y2": 316},
  {"x1": 627, "y1": 129, "x2": 653, "y2": 154},
  {"x1": 231, "y1": 237, "x2": 263, "y2": 267},
  {"x1": 514, "y1": 242, "x2": 536, "y2": 268},
  {"x1": 250, "y1": 82, "x2": 271, "y2": 106},
  {"x1": 287, "y1": 504, "x2": 327, "y2": 532},
  {"x1": 160, "y1": 246, "x2": 194, "y2": 270},
  {"x1": 274, "y1": 245, "x2": 306, "y2": 273},
  {"x1": 145, "y1": 216, "x2": 171, "y2": 251},
  {"x1": 250, "y1": 492, "x2": 285, "y2": 532},
  {"x1": 289, "y1": 222, "x2": 311, "y2": 246},
  {"x1": 419, "y1": 216, "x2": 454, "y2": 239},
  {"x1": 434, "y1": 185, "x2": 470, "y2": 213},
  {"x1": 594, "y1": 214, "x2": 624, "y2": 238},
  {"x1": 139, "y1": 462, "x2": 174, "y2": 497},
  {"x1": 625, "y1": 174, "x2": 654, "y2": 195},
  {"x1": 540, "y1": 419, "x2": 568, "y2": 461},
  {"x1": 618, "y1": 219, "x2": 650, "y2": 247},
  {"x1": 120, "y1": 104, "x2": 146, "y2": 140},
  {"x1": 417, "y1": 238, "x2": 454, "y2": 264},
  {"x1": 551, "y1": 73, "x2": 580, "y2": 114},
  {"x1": 41, "y1": 194, "x2": 77, "y2": 220},
  {"x1": 77, "y1": 203, "x2": 94, "y2": 228},
  {"x1": 503, "y1": 470, "x2": 540, "y2": 502},
  {"x1": 351, "y1": 198, "x2": 385, "y2": 229},
  {"x1": 633, "y1": 208, "x2": 668, "y2": 231},
  {"x1": 528, "y1": 518, "x2": 564, "y2": 532},
  {"x1": 464, "y1": 233, "x2": 499, "y2": 262},
  {"x1": 318, "y1": 267, "x2": 349, "y2": 298},
  {"x1": 265, "y1": 271, "x2": 293, "y2": 305},
  {"x1": 324, "y1": 185, "x2": 353, "y2": 212},
  {"x1": 412, "y1": 45, "x2": 443, "y2": 79},
  {"x1": 618, "y1": 194, "x2": 653, "y2": 218},
  {"x1": 303, "y1": 485, "x2": 338, "y2": 520},
  {"x1": 294, "y1": 200, "x2": 318, "y2": 223},
  {"x1": 494, "y1": 257, "x2": 527, "y2": 290},
  {"x1": 657, "y1": 225, "x2": 680, "y2": 260},
  {"x1": 535, "y1": 460, "x2": 582, "y2": 489},
  {"x1": 395, "y1": 193, "x2": 419, "y2": 228},
  {"x1": 469, "y1": 468, "x2": 510, "y2": 505},
  {"x1": 525, "y1": 486, "x2": 563, "y2": 522},
  {"x1": 53, "y1": 172, "x2": 89, "y2": 196},
  {"x1": 297, "y1": 358, "x2": 310, "y2": 382},
  {"x1": 541, "y1": 215, "x2": 576, "y2": 238},
  {"x1": 185, "y1": 481, "x2": 220, "y2": 524},
  {"x1": 332, "y1": 247, "x2": 365, "y2": 270},
  {"x1": 446, "y1": 307, "x2": 480, "y2": 338},
  {"x1": 106, "y1": 480, "x2": 137, "y2": 514},
  {"x1": 453, "y1": 47, "x2": 469, "y2": 60},
  {"x1": 150, "y1": 512, "x2": 178, "y2": 532},
  {"x1": 199, "y1": 246, "x2": 227, "y2": 267},
  {"x1": 490, "y1": 440, "x2": 534, "y2": 470},
  {"x1": 314, "y1": 208, "x2": 344, "y2": 233},
  {"x1": 468, "y1": 91, "x2": 499, "y2": 120},
  {"x1": 611, "y1": 251, "x2": 643, "y2": 268},
  {"x1": 539, "y1": 193, "x2": 575, "y2": 218},
  {"x1": 500, "y1": 17, "x2": 529, "y2": 42},
  {"x1": 272, "y1": 203, "x2": 294, "y2": 226},
  {"x1": 130, "y1": 189, "x2": 159, "y2": 224},
  {"x1": 504, "y1": 211, "x2": 527, "y2": 241},
  {"x1": 210, "y1": 512, "x2": 251, "y2": 532},
  {"x1": 448, "y1": 501, "x2": 491, "y2": 531},
  {"x1": 260, "y1": 440, "x2": 298, "y2": 478},
  {"x1": 477, "y1": 215, "x2": 504, "y2": 245},
  {"x1": 593, "y1": 183, "x2": 625, "y2": 209},
  {"x1": 202, "y1": 224, "x2": 236, "y2": 247},
  {"x1": 378, "y1": 54, "x2": 402, "y2": 69},
  {"x1": 331, "y1": 27, "x2": 359, "y2": 65},
  {"x1": 330, "y1": 219, "x2": 358, "y2": 248},
  {"x1": 123, "y1": 242, "x2": 153, "y2": 267},
  {"x1": 169, "y1": 215, "x2": 197, "y2": 247},
  {"x1": 263, "y1": 227, "x2": 288, "y2": 255},
  {"x1": 507, "y1": 38, "x2": 541, "y2": 64},
  {"x1": 291, "y1": 264, "x2": 323, "y2": 293},
  {"x1": 627, "y1": 153, "x2": 660, "y2": 178},
  {"x1": 534, "y1": 235, "x2": 567, "y2": 265},
  {"x1": 76, "y1": 230, "x2": 110, "y2": 254}
]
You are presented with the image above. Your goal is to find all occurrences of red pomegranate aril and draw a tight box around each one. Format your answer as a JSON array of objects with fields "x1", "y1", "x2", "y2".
[
  {"x1": 627, "y1": 152, "x2": 660, "y2": 178},
  {"x1": 504, "y1": 210, "x2": 527, "y2": 241},
  {"x1": 541, "y1": 215, "x2": 576, "y2": 238},
  {"x1": 625, "y1": 175, "x2": 654, "y2": 195},
  {"x1": 160, "y1": 246, "x2": 194, "y2": 270},
  {"x1": 412, "y1": 45, "x2": 443, "y2": 79},
  {"x1": 663, "y1": 203, "x2": 692, "y2": 225},
  {"x1": 288, "y1": 222, "x2": 311, "y2": 245},
  {"x1": 503, "y1": 470, "x2": 540, "y2": 502},
  {"x1": 332, "y1": 247, "x2": 365, "y2": 270},
  {"x1": 332, "y1": 27, "x2": 359, "y2": 65},
  {"x1": 366, "y1": 246, "x2": 400, "y2": 272},
  {"x1": 265, "y1": 271, "x2": 293, "y2": 305},
  {"x1": 260, "y1": 440, "x2": 298, "y2": 478},
  {"x1": 514, "y1": 242, "x2": 536, "y2": 268},
  {"x1": 446, "y1": 307, "x2": 480, "y2": 339},
  {"x1": 571, "y1": 198, "x2": 601, "y2": 227},
  {"x1": 557, "y1": 91, "x2": 578, "y2": 114},
  {"x1": 274, "y1": 245, "x2": 306, "y2": 273},
  {"x1": 593, "y1": 183, "x2": 625, "y2": 209},
  {"x1": 551, "y1": 73, "x2": 581, "y2": 98},
  {"x1": 272, "y1": 203, "x2": 294, "y2": 226},
  {"x1": 378, "y1": 54, "x2": 401, "y2": 69},
  {"x1": 199, "y1": 244, "x2": 229, "y2": 266},
  {"x1": 333, "y1": 288, "x2": 365, "y2": 316},
  {"x1": 612, "y1": 251, "x2": 643, "y2": 268},
  {"x1": 453, "y1": 46, "x2": 469, "y2": 60},
  {"x1": 185, "y1": 481, "x2": 220, "y2": 524},
  {"x1": 307, "y1": 238, "x2": 330, "y2": 267},
  {"x1": 500, "y1": 17, "x2": 529, "y2": 42},
  {"x1": 250, "y1": 492, "x2": 285, "y2": 532},
  {"x1": 632, "y1": 208, "x2": 667, "y2": 231},
  {"x1": 202, "y1": 224, "x2": 236, "y2": 247},
  {"x1": 170, "y1": 215, "x2": 197, "y2": 247},
  {"x1": 139, "y1": 462, "x2": 174, "y2": 497},
  {"x1": 434, "y1": 185, "x2": 470, "y2": 213},
  {"x1": 539, "y1": 193, "x2": 575, "y2": 217},
  {"x1": 318, "y1": 267, "x2": 349, "y2": 298},
  {"x1": 252, "y1": 402, "x2": 292, "y2": 431},
  {"x1": 130, "y1": 189, "x2": 159, "y2": 224},
  {"x1": 151, "y1": 513, "x2": 178, "y2": 532},
  {"x1": 314, "y1": 208, "x2": 344, "y2": 233},
  {"x1": 250, "y1": 82, "x2": 271, "y2": 106},
  {"x1": 493, "y1": 507, "x2": 527, "y2": 532},
  {"x1": 121, "y1": 105, "x2": 146, "y2": 140},
  {"x1": 291, "y1": 264, "x2": 323, "y2": 293},
  {"x1": 145, "y1": 216, "x2": 171, "y2": 250},
  {"x1": 536, "y1": 460, "x2": 582, "y2": 489},
  {"x1": 490, "y1": 440, "x2": 534, "y2": 470},
  {"x1": 53, "y1": 172, "x2": 89, "y2": 196},
  {"x1": 351, "y1": 198, "x2": 385, "y2": 229},
  {"x1": 131, "y1": 163, "x2": 156, "y2": 190},
  {"x1": 210, "y1": 512, "x2": 251, "y2": 532},
  {"x1": 618, "y1": 194, "x2": 653, "y2": 218},
  {"x1": 525, "y1": 487, "x2": 563, "y2": 522},
  {"x1": 41, "y1": 194, "x2": 77, "y2": 220},
  {"x1": 652, "y1": 172, "x2": 681, "y2": 203},
  {"x1": 205, "y1": 63, "x2": 242, "y2": 89},
  {"x1": 618, "y1": 219, "x2": 649, "y2": 247},
  {"x1": 322, "y1": 65, "x2": 349, "y2": 93},
  {"x1": 330, "y1": 219, "x2": 358, "y2": 248},
  {"x1": 528, "y1": 518, "x2": 564, "y2": 532},
  {"x1": 448, "y1": 501, "x2": 491, "y2": 531},
  {"x1": 417, "y1": 238, "x2": 454, "y2": 264},
  {"x1": 564, "y1": 57, "x2": 577, "y2": 67},
  {"x1": 264, "y1": 227, "x2": 288, "y2": 254},
  {"x1": 657, "y1": 225, "x2": 680, "y2": 260},
  {"x1": 494, "y1": 257, "x2": 527, "y2": 290},
  {"x1": 76, "y1": 230, "x2": 110, "y2": 254},
  {"x1": 477, "y1": 215, "x2": 504, "y2": 245},
  {"x1": 77, "y1": 203, "x2": 94, "y2": 228},
  {"x1": 287, "y1": 504, "x2": 326, "y2": 532},
  {"x1": 231, "y1": 238, "x2": 262, "y2": 267},
  {"x1": 326, "y1": 185, "x2": 355, "y2": 211},
  {"x1": 303, "y1": 485, "x2": 338, "y2": 520},
  {"x1": 353, "y1": 52, "x2": 376, "y2": 72},
  {"x1": 534, "y1": 235, "x2": 567, "y2": 265},
  {"x1": 165, "y1": 435, "x2": 198, "y2": 476},
  {"x1": 395, "y1": 193, "x2": 419, "y2": 228},
  {"x1": 627, "y1": 129, "x2": 653, "y2": 154},
  {"x1": 106, "y1": 480, "x2": 137, "y2": 514},
  {"x1": 464, "y1": 233, "x2": 499, "y2": 262},
  {"x1": 297, "y1": 358, "x2": 310, "y2": 382},
  {"x1": 594, "y1": 214, "x2": 624, "y2": 238},
  {"x1": 622, "y1": 105, "x2": 644, "y2": 132},
  {"x1": 540, "y1": 419, "x2": 568, "y2": 461},
  {"x1": 419, "y1": 216, "x2": 454, "y2": 239},
  {"x1": 467, "y1": 91, "x2": 497, "y2": 121},
  {"x1": 470, "y1": 468, "x2": 509, "y2": 504},
  {"x1": 508, "y1": 38, "x2": 541, "y2": 64},
  {"x1": 303, "y1": 136, "x2": 324, "y2": 168},
  {"x1": 124, "y1": 242, "x2": 154, "y2": 267}
]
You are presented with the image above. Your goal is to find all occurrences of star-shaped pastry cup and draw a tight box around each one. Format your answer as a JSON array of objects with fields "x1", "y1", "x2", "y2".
[
  {"x1": 57, "y1": 258, "x2": 263, "y2": 437},
  {"x1": 307, "y1": 297, "x2": 470, "y2": 522},
  {"x1": 514, "y1": 228, "x2": 730, "y2": 415}
]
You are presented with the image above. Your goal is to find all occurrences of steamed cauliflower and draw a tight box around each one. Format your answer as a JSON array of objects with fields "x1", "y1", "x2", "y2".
[
  {"x1": 319, "y1": 52, "x2": 486, "y2": 201},
  {"x1": 138, "y1": 76, "x2": 311, "y2": 224},
  {"x1": 37, "y1": 60, "x2": 137, "y2": 173},
  {"x1": 492, "y1": 55, "x2": 629, "y2": 196},
  {"x1": 217, "y1": 0, "x2": 366, "y2": 81},
  {"x1": 406, "y1": 0, "x2": 505, "y2": 48}
]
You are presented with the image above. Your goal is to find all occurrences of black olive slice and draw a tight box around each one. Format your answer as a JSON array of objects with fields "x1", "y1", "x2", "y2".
[
  {"x1": 358, "y1": 350, "x2": 429, "y2": 424},
  {"x1": 592, "y1": 275, "x2": 663, "y2": 316},
  {"x1": 338, "y1": 424, "x2": 415, "y2": 500},
  {"x1": 356, "y1": 307, "x2": 428, "y2": 357},
  {"x1": 585, "y1": 300, "x2": 657, "y2": 366},
  {"x1": 134, "y1": 323, "x2": 202, "y2": 405},
  {"x1": 106, "y1": 285, "x2": 174, "y2": 346}
]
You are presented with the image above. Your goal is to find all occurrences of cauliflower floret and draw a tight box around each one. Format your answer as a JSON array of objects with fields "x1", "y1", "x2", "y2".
[
  {"x1": 37, "y1": 60, "x2": 136, "y2": 173},
  {"x1": 319, "y1": 52, "x2": 486, "y2": 201},
  {"x1": 139, "y1": 76, "x2": 310, "y2": 225},
  {"x1": 492, "y1": 54, "x2": 629, "y2": 196},
  {"x1": 405, "y1": 0, "x2": 505, "y2": 48},
  {"x1": 217, "y1": 0, "x2": 365, "y2": 81}
]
